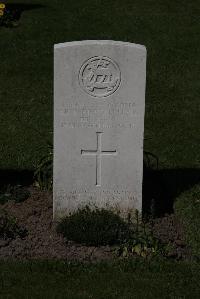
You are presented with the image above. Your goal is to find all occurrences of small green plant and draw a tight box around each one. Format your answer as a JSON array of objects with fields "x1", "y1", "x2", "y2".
[
  {"x1": 56, "y1": 206, "x2": 130, "y2": 246},
  {"x1": 116, "y1": 211, "x2": 164, "y2": 258},
  {"x1": 144, "y1": 150, "x2": 158, "y2": 170},
  {"x1": 34, "y1": 143, "x2": 53, "y2": 191},
  {"x1": 0, "y1": 209, "x2": 28, "y2": 240},
  {"x1": 0, "y1": 185, "x2": 30, "y2": 205}
]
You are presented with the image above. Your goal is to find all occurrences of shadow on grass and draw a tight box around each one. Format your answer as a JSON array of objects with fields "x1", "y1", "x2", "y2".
[
  {"x1": 0, "y1": 167, "x2": 199, "y2": 218},
  {"x1": 3, "y1": 3, "x2": 45, "y2": 22},
  {"x1": 5, "y1": 3, "x2": 45, "y2": 11},
  {"x1": 0, "y1": 169, "x2": 34, "y2": 188},
  {"x1": 143, "y1": 167, "x2": 200, "y2": 217}
]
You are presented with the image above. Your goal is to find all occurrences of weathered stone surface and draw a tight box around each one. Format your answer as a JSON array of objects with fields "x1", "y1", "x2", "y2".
[{"x1": 53, "y1": 40, "x2": 146, "y2": 220}]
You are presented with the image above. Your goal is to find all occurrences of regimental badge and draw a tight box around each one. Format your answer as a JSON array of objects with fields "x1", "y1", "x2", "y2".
[{"x1": 79, "y1": 56, "x2": 121, "y2": 98}]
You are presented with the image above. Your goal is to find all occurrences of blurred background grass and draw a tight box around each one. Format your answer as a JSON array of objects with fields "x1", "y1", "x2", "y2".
[
  {"x1": 0, "y1": 2, "x2": 200, "y2": 295},
  {"x1": 0, "y1": 0, "x2": 199, "y2": 170}
]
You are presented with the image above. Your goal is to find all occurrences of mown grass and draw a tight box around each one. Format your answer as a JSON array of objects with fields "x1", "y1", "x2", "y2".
[
  {"x1": 0, "y1": 1, "x2": 199, "y2": 297},
  {"x1": 0, "y1": 259, "x2": 200, "y2": 299},
  {"x1": 174, "y1": 184, "x2": 200, "y2": 259},
  {"x1": 0, "y1": 0, "x2": 199, "y2": 169}
]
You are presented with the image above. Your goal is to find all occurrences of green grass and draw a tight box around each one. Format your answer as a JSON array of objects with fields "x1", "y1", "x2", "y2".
[
  {"x1": 0, "y1": 1, "x2": 199, "y2": 296},
  {"x1": 174, "y1": 184, "x2": 200, "y2": 259},
  {"x1": 0, "y1": 0, "x2": 199, "y2": 169},
  {"x1": 0, "y1": 259, "x2": 200, "y2": 298}
]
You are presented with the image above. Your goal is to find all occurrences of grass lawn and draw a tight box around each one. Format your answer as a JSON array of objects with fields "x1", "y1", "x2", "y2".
[
  {"x1": 0, "y1": 259, "x2": 200, "y2": 298},
  {"x1": 174, "y1": 184, "x2": 200, "y2": 259},
  {"x1": 0, "y1": 0, "x2": 200, "y2": 297},
  {"x1": 0, "y1": 0, "x2": 199, "y2": 169}
]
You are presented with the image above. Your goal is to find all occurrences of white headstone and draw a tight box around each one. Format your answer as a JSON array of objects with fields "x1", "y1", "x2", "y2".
[{"x1": 53, "y1": 40, "x2": 146, "y2": 220}]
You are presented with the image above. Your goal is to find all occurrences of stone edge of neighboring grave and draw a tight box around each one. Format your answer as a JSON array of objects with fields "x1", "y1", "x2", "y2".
[{"x1": 54, "y1": 40, "x2": 146, "y2": 52}]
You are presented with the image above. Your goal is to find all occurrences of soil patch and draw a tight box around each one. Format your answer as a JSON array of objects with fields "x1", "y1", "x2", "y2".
[{"x1": 0, "y1": 186, "x2": 191, "y2": 261}]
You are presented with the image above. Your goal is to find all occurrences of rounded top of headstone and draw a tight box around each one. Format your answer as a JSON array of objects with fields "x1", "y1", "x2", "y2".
[{"x1": 54, "y1": 40, "x2": 146, "y2": 52}]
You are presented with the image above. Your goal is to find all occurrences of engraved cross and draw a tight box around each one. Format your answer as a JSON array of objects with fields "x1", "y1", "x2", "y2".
[{"x1": 81, "y1": 132, "x2": 117, "y2": 186}]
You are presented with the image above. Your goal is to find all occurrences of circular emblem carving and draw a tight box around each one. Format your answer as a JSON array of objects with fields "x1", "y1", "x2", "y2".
[{"x1": 79, "y1": 56, "x2": 121, "y2": 98}]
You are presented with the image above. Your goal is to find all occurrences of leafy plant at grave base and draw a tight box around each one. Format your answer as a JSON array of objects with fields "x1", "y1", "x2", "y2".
[
  {"x1": 0, "y1": 185, "x2": 30, "y2": 205},
  {"x1": 143, "y1": 146, "x2": 160, "y2": 218},
  {"x1": 56, "y1": 206, "x2": 130, "y2": 246},
  {"x1": 144, "y1": 150, "x2": 159, "y2": 171},
  {"x1": 0, "y1": 209, "x2": 28, "y2": 240},
  {"x1": 116, "y1": 211, "x2": 165, "y2": 258},
  {"x1": 0, "y1": 3, "x2": 21, "y2": 28},
  {"x1": 34, "y1": 143, "x2": 53, "y2": 191}
]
